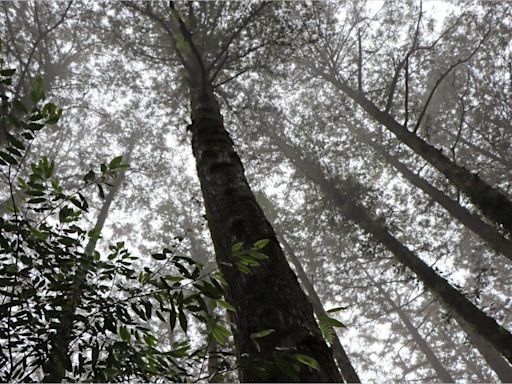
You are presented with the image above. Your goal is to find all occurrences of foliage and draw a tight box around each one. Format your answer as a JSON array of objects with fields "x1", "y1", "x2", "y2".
[{"x1": 0, "y1": 55, "x2": 231, "y2": 382}]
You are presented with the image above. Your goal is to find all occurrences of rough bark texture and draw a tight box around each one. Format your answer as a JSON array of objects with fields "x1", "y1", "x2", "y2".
[
  {"x1": 265, "y1": 130, "x2": 512, "y2": 367},
  {"x1": 279, "y1": 234, "x2": 361, "y2": 383},
  {"x1": 330, "y1": 77, "x2": 512, "y2": 235},
  {"x1": 189, "y1": 87, "x2": 342, "y2": 382},
  {"x1": 361, "y1": 135, "x2": 512, "y2": 261},
  {"x1": 43, "y1": 152, "x2": 129, "y2": 382}
]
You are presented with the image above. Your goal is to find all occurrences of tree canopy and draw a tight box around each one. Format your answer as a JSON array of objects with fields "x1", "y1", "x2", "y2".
[{"x1": 1, "y1": 1, "x2": 511, "y2": 382}]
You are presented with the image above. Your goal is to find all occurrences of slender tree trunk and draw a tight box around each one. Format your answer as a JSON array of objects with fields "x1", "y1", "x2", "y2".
[
  {"x1": 43, "y1": 146, "x2": 131, "y2": 382},
  {"x1": 279, "y1": 234, "x2": 361, "y2": 383},
  {"x1": 187, "y1": 81, "x2": 342, "y2": 382},
  {"x1": 373, "y1": 283, "x2": 454, "y2": 383},
  {"x1": 264, "y1": 129, "x2": 512, "y2": 368},
  {"x1": 438, "y1": 328, "x2": 493, "y2": 382},
  {"x1": 326, "y1": 75, "x2": 512, "y2": 234},
  {"x1": 357, "y1": 132, "x2": 512, "y2": 261},
  {"x1": 456, "y1": 317, "x2": 512, "y2": 382},
  {"x1": 187, "y1": 225, "x2": 221, "y2": 382}
]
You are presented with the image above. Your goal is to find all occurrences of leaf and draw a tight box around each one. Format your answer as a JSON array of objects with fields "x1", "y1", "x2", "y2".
[
  {"x1": 83, "y1": 170, "x2": 95, "y2": 184},
  {"x1": 178, "y1": 311, "x2": 188, "y2": 333},
  {"x1": 248, "y1": 250, "x2": 269, "y2": 260},
  {"x1": 250, "y1": 328, "x2": 275, "y2": 339},
  {"x1": 211, "y1": 323, "x2": 231, "y2": 346},
  {"x1": 294, "y1": 354, "x2": 320, "y2": 370},
  {"x1": 119, "y1": 326, "x2": 130, "y2": 343},
  {"x1": 0, "y1": 151, "x2": 17, "y2": 165},
  {"x1": 253, "y1": 239, "x2": 269, "y2": 249},
  {"x1": 151, "y1": 253, "x2": 166, "y2": 260},
  {"x1": 231, "y1": 242, "x2": 243, "y2": 253},
  {"x1": 319, "y1": 315, "x2": 345, "y2": 328},
  {"x1": 143, "y1": 334, "x2": 157, "y2": 347},
  {"x1": 0, "y1": 69, "x2": 16, "y2": 77},
  {"x1": 216, "y1": 299, "x2": 235, "y2": 312},
  {"x1": 6, "y1": 134, "x2": 25, "y2": 150},
  {"x1": 109, "y1": 156, "x2": 124, "y2": 169},
  {"x1": 326, "y1": 306, "x2": 348, "y2": 313}
]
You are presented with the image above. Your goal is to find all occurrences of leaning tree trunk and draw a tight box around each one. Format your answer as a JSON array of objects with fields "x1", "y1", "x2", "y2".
[
  {"x1": 43, "y1": 146, "x2": 131, "y2": 382},
  {"x1": 370, "y1": 281, "x2": 454, "y2": 383},
  {"x1": 326, "y1": 75, "x2": 512, "y2": 235},
  {"x1": 187, "y1": 81, "x2": 342, "y2": 382},
  {"x1": 263, "y1": 128, "x2": 512, "y2": 368},
  {"x1": 278, "y1": 234, "x2": 361, "y2": 383},
  {"x1": 355, "y1": 131, "x2": 512, "y2": 261}
]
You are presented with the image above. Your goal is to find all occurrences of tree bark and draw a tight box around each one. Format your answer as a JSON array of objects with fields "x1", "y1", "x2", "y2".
[
  {"x1": 279, "y1": 234, "x2": 361, "y2": 383},
  {"x1": 264, "y1": 129, "x2": 512, "y2": 368},
  {"x1": 43, "y1": 147, "x2": 131, "y2": 382},
  {"x1": 358, "y1": 133, "x2": 512, "y2": 261},
  {"x1": 326, "y1": 75, "x2": 512, "y2": 235},
  {"x1": 188, "y1": 83, "x2": 342, "y2": 382}
]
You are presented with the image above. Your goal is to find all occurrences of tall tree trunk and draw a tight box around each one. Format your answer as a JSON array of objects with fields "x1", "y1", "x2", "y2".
[
  {"x1": 325, "y1": 75, "x2": 512, "y2": 235},
  {"x1": 187, "y1": 82, "x2": 342, "y2": 382},
  {"x1": 279, "y1": 234, "x2": 361, "y2": 383},
  {"x1": 43, "y1": 146, "x2": 131, "y2": 382},
  {"x1": 372, "y1": 282, "x2": 454, "y2": 383},
  {"x1": 264, "y1": 129, "x2": 512, "y2": 368},
  {"x1": 456, "y1": 317, "x2": 512, "y2": 382},
  {"x1": 187, "y1": 225, "x2": 221, "y2": 382},
  {"x1": 438, "y1": 327, "x2": 493, "y2": 382},
  {"x1": 356, "y1": 132, "x2": 512, "y2": 261}
]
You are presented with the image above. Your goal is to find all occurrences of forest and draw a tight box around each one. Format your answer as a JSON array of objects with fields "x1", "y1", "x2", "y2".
[{"x1": 0, "y1": 1, "x2": 511, "y2": 382}]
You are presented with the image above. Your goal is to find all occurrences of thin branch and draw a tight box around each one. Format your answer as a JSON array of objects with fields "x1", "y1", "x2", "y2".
[{"x1": 413, "y1": 27, "x2": 491, "y2": 134}]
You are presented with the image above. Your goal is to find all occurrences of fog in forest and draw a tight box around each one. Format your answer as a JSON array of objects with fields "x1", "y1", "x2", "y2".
[{"x1": 0, "y1": 1, "x2": 511, "y2": 382}]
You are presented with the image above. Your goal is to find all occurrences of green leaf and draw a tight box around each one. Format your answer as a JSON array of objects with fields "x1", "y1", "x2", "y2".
[
  {"x1": 178, "y1": 311, "x2": 188, "y2": 333},
  {"x1": 211, "y1": 323, "x2": 231, "y2": 346},
  {"x1": 253, "y1": 239, "x2": 269, "y2": 249},
  {"x1": 231, "y1": 242, "x2": 243, "y2": 253},
  {"x1": 250, "y1": 328, "x2": 275, "y2": 339},
  {"x1": 109, "y1": 156, "x2": 124, "y2": 169},
  {"x1": 216, "y1": 299, "x2": 235, "y2": 312},
  {"x1": 119, "y1": 326, "x2": 130, "y2": 343},
  {"x1": 319, "y1": 315, "x2": 345, "y2": 328},
  {"x1": 6, "y1": 134, "x2": 25, "y2": 150},
  {"x1": 294, "y1": 354, "x2": 320, "y2": 370},
  {"x1": 0, "y1": 151, "x2": 17, "y2": 165},
  {"x1": 143, "y1": 334, "x2": 157, "y2": 347}
]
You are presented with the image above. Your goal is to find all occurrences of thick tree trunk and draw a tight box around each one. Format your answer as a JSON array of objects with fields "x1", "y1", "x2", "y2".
[
  {"x1": 265, "y1": 130, "x2": 512, "y2": 367},
  {"x1": 188, "y1": 85, "x2": 342, "y2": 382},
  {"x1": 374, "y1": 285, "x2": 454, "y2": 383},
  {"x1": 43, "y1": 149, "x2": 130, "y2": 382},
  {"x1": 279, "y1": 234, "x2": 361, "y2": 383},
  {"x1": 328, "y1": 76, "x2": 512, "y2": 235},
  {"x1": 358, "y1": 134, "x2": 512, "y2": 261}
]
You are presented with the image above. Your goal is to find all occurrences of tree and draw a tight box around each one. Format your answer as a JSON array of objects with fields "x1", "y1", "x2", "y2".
[
  {"x1": 253, "y1": 113, "x2": 512, "y2": 374},
  {"x1": 119, "y1": 2, "x2": 342, "y2": 381},
  {"x1": 301, "y1": 2, "x2": 512, "y2": 235}
]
